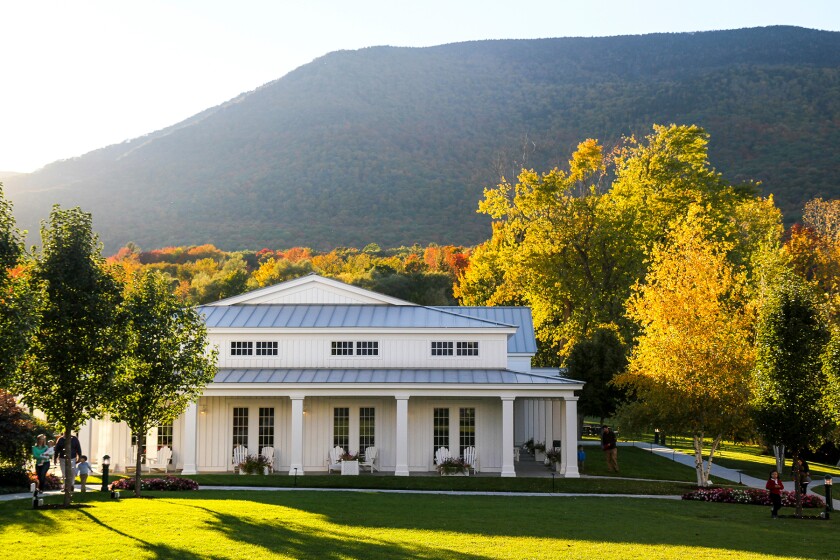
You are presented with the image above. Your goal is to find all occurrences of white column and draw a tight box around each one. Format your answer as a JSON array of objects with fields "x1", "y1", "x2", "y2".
[
  {"x1": 395, "y1": 395, "x2": 410, "y2": 476},
  {"x1": 563, "y1": 396, "x2": 580, "y2": 478},
  {"x1": 289, "y1": 396, "x2": 305, "y2": 475},
  {"x1": 501, "y1": 396, "x2": 516, "y2": 477},
  {"x1": 181, "y1": 402, "x2": 198, "y2": 475},
  {"x1": 558, "y1": 399, "x2": 568, "y2": 475},
  {"x1": 544, "y1": 399, "x2": 554, "y2": 457}
]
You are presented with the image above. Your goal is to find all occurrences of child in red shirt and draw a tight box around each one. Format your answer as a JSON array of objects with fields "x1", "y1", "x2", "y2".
[{"x1": 766, "y1": 470, "x2": 784, "y2": 518}]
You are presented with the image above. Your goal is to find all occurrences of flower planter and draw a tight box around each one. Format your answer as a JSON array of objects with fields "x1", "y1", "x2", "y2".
[
  {"x1": 341, "y1": 460, "x2": 359, "y2": 475},
  {"x1": 534, "y1": 450, "x2": 546, "y2": 462},
  {"x1": 264, "y1": 466, "x2": 270, "y2": 476},
  {"x1": 440, "y1": 471, "x2": 468, "y2": 476}
]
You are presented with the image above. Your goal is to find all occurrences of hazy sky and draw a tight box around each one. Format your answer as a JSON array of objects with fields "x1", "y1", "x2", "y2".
[{"x1": 1, "y1": 1, "x2": 837, "y2": 172}]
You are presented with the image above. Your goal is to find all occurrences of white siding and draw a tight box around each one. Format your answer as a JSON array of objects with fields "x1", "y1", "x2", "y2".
[{"x1": 214, "y1": 332, "x2": 510, "y2": 369}]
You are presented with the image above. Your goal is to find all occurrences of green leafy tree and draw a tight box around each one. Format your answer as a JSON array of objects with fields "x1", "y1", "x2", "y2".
[
  {"x1": 0, "y1": 184, "x2": 39, "y2": 388},
  {"x1": 14, "y1": 206, "x2": 122, "y2": 505},
  {"x1": 564, "y1": 326, "x2": 627, "y2": 426},
  {"x1": 753, "y1": 273, "x2": 835, "y2": 516},
  {"x1": 108, "y1": 270, "x2": 217, "y2": 496}
]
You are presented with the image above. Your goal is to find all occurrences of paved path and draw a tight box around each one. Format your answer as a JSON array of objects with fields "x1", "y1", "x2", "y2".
[{"x1": 633, "y1": 441, "x2": 840, "y2": 509}]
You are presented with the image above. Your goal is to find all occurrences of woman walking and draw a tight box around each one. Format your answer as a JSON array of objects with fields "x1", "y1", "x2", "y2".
[
  {"x1": 32, "y1": 434, "x2": 50, "y2": 491},
  {"x1": 766, "y1": 470, "x2": 784, "y2": 518}
]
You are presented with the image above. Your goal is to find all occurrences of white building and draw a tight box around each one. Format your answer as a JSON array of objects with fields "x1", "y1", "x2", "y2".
[{"x1": 82, "y1": 274, "x2": 583, "y2": 477}]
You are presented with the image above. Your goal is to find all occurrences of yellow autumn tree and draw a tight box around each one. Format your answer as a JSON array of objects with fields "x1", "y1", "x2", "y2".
[{"x1": 615, "y1": 206, "x2": 755, "y2": 486}]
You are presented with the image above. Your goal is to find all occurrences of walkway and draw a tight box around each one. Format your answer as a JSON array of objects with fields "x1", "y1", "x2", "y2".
[{"x1": 634, "y1": 441, "x2": 840, "y2": 509}]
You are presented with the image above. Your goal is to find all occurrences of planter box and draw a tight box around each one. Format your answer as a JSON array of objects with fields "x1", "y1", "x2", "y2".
[
  {"x1": 534, "y1": 450, "x2": 546, "y2": 462},
  {"x1": 341, "y1": 460, "x2": 359, "y2": 475},
  {"x1": 440, "y1": 471, "x2": 468, "y2": 476}
]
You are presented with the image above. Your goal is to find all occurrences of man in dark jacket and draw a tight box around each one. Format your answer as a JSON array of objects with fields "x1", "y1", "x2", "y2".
[
  {"x1": 54, "y1": 433, "x2": 82, "y2": 486},
  {"x1": 601, "y1": 426, "x2": 619, "y2": 472}
]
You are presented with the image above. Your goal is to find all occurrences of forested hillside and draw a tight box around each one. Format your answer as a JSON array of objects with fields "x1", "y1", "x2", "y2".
[{"x1": 6, "y1": 26, "x2": 840, "y2": 252}]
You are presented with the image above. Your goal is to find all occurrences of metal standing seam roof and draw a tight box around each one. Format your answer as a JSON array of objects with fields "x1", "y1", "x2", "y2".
[
  {"x1": 433, "y1": 306, "x2": 537, "y2": 354},
  {"x1": 198, "y1": 304, "x2": 518, "y2": 331},
  {"x1": 212, "y1": 368, "x2": 578, "y2": 385}
]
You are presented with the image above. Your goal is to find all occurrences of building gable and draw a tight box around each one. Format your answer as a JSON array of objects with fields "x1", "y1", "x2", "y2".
[{"x1": 205, "y1": 274, "x2": 413, "y2": 306}]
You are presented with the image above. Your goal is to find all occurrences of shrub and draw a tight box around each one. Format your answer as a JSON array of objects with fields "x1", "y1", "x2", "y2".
[
  {"x1": 110, "y1": 476, "x2": 199, "y2": 491},
  {"x1": 0, "y1": 466, "x2": 30, "y2": 490},
  {"x1": 682, "y1": 487, "x2": 825, "y2": 508}
]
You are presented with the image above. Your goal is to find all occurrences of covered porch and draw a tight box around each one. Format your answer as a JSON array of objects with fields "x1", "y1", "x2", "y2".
[{"x1": 176, "y1": 368, "x2": 583, "y2": 478}]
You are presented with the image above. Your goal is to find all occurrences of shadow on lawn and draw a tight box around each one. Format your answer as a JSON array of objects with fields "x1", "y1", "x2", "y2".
[
  {"x1": 76, "y1": 507, "x2": 207, "y2": 560},
  {"x1": 168, "y1": 492, "x2": 840, "y2": 559},
  {"x1": 168, "y1": 500, "x2": 492, "y2": 560}
]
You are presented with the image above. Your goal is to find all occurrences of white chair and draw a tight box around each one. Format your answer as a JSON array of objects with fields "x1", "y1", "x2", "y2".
[
  {"x1": 261, "y1": 446, "x2": 276, "y2": 473},
  {"x1": 360, "y1": 447, "x2": 378, "y2": 473},
  {"x1": 462, "y1": 446, "x2": 479, "y2": 475},
  {"x1": 146, "y1": 445, "x2": 172, "y2": 473},
  {"x1": 232, "y1": 445, "x2": 248, "y2": 472},
  {"x1": 327, "y1": 446, "x2": 343, "y2": 473},
  {"x1": 124, "y1": 445, "x2": 140, "y2": 473},
  {"x1": 434, "y1": 447, "x2": 450, "y2": 465}
]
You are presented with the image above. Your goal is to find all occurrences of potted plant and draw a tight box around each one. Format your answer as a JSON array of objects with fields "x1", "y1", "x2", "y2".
[
  {"x1": 238, "y1": 454, "x2": 271, "y2": 475},
  {"x1": 524, "y1": 438, "x2": 535, "y2": 454},
  {"x1": 340, "y1": 451, "x2": 359, "y2": 475},
  {"x1": 546, "y1": 448, "x2": 562, "y2": 471},
  {"x1": 437, "y1": 457, "x2": 470, "y2": 476},
  {"x1": 533, "y1": 442, "x2": 546, "y2": 463}
]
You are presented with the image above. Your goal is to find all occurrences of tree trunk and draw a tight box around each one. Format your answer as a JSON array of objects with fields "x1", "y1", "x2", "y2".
[
  {"x1": 63, "y1": 426, "x2": 72, "y2": 506},
  {"x1": 693, "y1": 434, "x2": 706, "y2": 486},
  {"x1": 792, "y1": 449, "x2": 802, "y2": 517},
  {"x1": 703, "y1": 434, "x2": 723, "y2": 486},
  {"x1": 772, "y1": 445, "x2": 785, "y2": 475},
  {"x1": 135, "y1": 441, "x2": 144, "y2": 497}
]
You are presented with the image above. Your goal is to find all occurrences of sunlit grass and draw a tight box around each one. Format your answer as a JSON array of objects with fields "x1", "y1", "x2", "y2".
[
  {"x1": 1, "y1": 490, "x2": 836, "y2": 559},
  {"x1": 659, "y1": 438, "x2": 840, "y2": 481}
]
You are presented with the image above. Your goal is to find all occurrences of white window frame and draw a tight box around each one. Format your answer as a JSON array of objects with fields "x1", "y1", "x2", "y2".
[
  {"x1": 256, "y1": 341, "x2": 278, "y2": 356},
  {"x1": 431, "y1": 341, "x2": 454, "y2": 356},
  {"x1": 231, "y1": 341, "x2": 253, "y2": 356}
]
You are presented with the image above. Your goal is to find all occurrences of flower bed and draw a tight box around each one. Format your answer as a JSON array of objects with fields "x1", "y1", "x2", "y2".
[
  {"x1": 110, "y1": 476, "x2": 199, "y2": 491},
  {"x1": 437, "y1": 457, "x2": 470, "y2": 475},
  {"x1": 682, "y1": 487, "x2": 825, "y2": 508},
  {"x1": 27, "y1": 471, "x2": 62, "y2": 490}
]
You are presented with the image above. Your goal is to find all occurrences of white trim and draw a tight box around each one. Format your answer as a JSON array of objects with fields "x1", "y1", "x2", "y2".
[{"x1": 207, "y1": 275, "x2": 415, "y2": 307}]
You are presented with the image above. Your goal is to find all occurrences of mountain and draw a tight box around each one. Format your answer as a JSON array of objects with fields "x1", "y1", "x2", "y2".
[{"x1": 5, "y1": 26, "x2": 840, "y2": 253}]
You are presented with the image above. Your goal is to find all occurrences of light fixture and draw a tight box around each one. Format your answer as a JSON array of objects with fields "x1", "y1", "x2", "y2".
[{"x1": 199, "y1": 405, "x2": 207, "y2": 415}]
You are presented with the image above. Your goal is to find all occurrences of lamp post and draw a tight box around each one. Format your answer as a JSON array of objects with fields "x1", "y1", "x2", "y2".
[
  {"x1": 825, "y1": 476, "x2": 833, "y2": 518},
  {"x1": 100, "y1": 455, "x2": 110, "y2": 492}
]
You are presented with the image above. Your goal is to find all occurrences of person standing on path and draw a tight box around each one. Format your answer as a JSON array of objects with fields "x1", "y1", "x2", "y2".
[
  {"x1": 796, "y1": 458, "x2": 810, "y2": 495},
  {"x1": 766, "y1": 470, "x2": 784, "y2": 518},
  {"x1": 54, "y1": 433, "x2": 82, "y2": 489},
  {"x1": 601, "y1": 426, "x2": 619, "y2": 472}
]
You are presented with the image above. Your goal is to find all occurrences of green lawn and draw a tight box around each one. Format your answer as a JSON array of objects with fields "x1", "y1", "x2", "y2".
[
  {"x1": 659, "y1": 438, "x2": 840, "y2": 482},
  {"x1": 1, "y1": 490, "x2": 836, "y2": 559}
]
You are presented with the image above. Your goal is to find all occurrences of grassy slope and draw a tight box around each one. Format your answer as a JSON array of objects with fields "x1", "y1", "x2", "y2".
[{"x1": 1, "y1": 491, "x2": 838, "y2": 559}]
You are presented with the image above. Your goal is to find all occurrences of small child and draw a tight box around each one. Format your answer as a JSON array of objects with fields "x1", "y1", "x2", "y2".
[
  {"x1": 76, "y1": 455, "x2": 95, "y2": 492},
  {"x1": 577, "y1": 445, "x2": 586, "y2": 473},
  {"x1": 42, "y1": 440, "x2": 55, "y2": 464}
]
